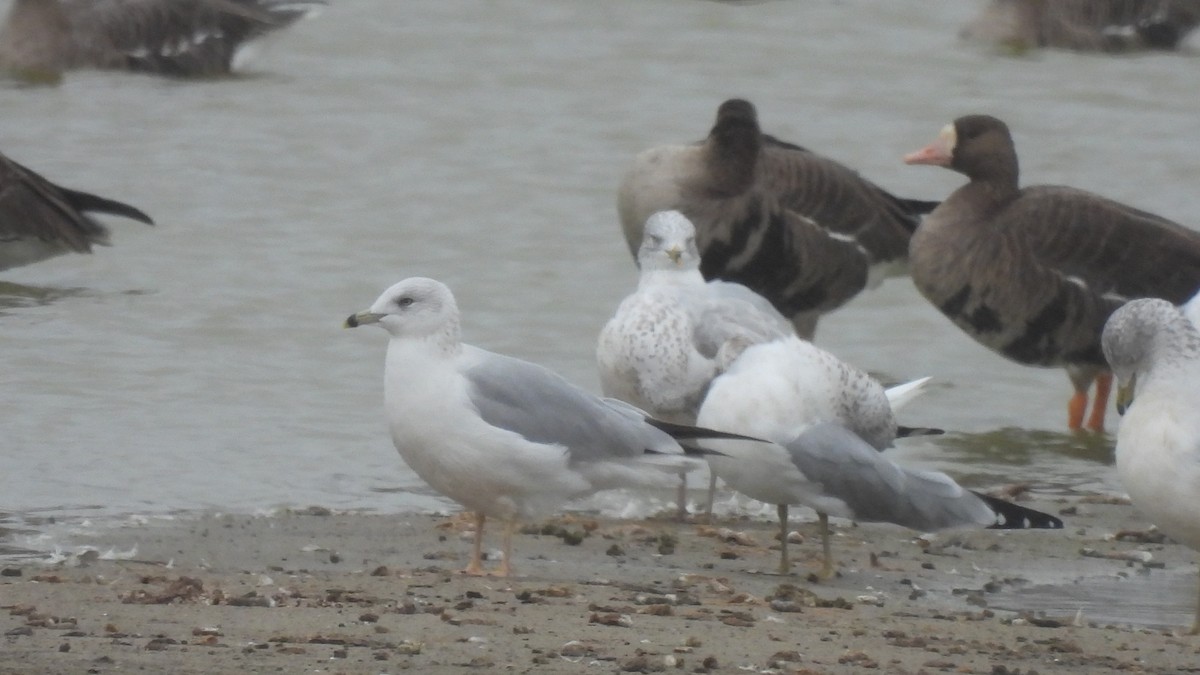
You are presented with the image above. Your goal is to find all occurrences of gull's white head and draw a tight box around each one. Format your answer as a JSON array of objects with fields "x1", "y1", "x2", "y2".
[
  {"x1": 345, "y1": 276, "x2": 460, "y2": 340},
  {"x1": 1102, "y1": 298, "x2": 1200, "y2": 413},
  {"x1": 637, "y1": 210, "x2": 701, "y2": 272}
]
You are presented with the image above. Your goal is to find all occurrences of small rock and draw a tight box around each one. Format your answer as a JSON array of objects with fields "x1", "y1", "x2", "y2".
[
  {"x1": 589, "y1": 612, "x2": 632, "y2": 627},
  {"x1": 617, "y1": 654, "x2": 666, "y2": 672},
  {"x1": 144, "y1": 637, "x2": 177, "y2": 651},
  {"x1": 396, "y1": 640, "x2": 423, "y2": 655}
]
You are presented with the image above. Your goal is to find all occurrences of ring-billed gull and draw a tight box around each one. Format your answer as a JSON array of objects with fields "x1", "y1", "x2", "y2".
[
  {"x1": 617, "y1": 98, "x2": 937, "y2": 338},
  {"x1": 597, "y1": 210, "x2": 794, "y2": 517},
  {"x1": 1102, "y1": 298, "x2": 1200, "y2": 634},
  {"x1": 346, "y1": 277, "x2": 756, "y2": 577},
  {"x1": 904, "y1": 114, "x2": 1200, "y2": 431},
  {"x1": 0, "y1": 149, "x2": 153, "y2": 271},
  {"x1": 697, "y1": 335, "x2": 1064, "y2": 576}
]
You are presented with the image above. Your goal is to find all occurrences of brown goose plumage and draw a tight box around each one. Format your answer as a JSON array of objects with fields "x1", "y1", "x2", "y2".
[
  {"x1": 0, "y1": 0, "x2": 325, "y2": 84},
  {"x1": 904, "y1": 114, "x2": 1200, "y2": 431},
  {"x1": 617, "y1": 99, "x2": 938, "y2": 338},
  {"x1": 961, "y1": 0, "x2": 1200, "y2": 52},
  {"x1": 0, "y1": 149, "x2": 153, "y2": 271}
]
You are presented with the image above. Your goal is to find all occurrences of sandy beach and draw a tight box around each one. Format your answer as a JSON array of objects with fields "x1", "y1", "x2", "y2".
[{"x1": 3, "y1": 491, "x2": 1200, "y2": 674}]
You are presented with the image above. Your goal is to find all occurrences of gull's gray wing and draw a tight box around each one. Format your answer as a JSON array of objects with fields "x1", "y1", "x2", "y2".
[
  {"x1": 687, "y1": 280, "x2": 793, "y2": 359},
  {"x1": 464, "y1": 349, "x2": 683, "y2": 465},
  {"x1": 784, "y1": 423, "x2": 997, "y2": 530}
]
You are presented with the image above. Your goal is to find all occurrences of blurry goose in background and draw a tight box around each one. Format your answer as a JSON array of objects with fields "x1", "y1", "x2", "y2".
[
  {"x1": 903, "y1": 114, "x2": 1200, "y2": 432},
  {"x1": 617, "y1": 98, "x2": 938, "y2": 339},
  {"x1": 961, "y1": 0, "x2": 1200, "y2": 53},
  {"x1": 0, "y1": 0, "x2": 326, "y2": 84},
  {"x1": 0, "y1": 149, "x2": 153, "y2": 271}
]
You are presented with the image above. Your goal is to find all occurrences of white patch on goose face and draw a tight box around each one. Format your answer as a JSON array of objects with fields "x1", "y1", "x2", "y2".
[{"x1": 938, "y1": 123, "x2": 957, "y2": 154}]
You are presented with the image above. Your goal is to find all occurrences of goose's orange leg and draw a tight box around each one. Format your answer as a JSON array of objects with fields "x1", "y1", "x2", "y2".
[
  {"x1": 1067, "y1": 390, "x2": 1088, "y2": 431},
  {"x1": 1086, "y1": 372, "x2": 1113, "y2": 431}
]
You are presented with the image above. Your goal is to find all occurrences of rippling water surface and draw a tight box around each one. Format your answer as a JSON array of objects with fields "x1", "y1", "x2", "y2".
[{"x1": 2, "y1": 1, "x2": 1198, "y2": 550}]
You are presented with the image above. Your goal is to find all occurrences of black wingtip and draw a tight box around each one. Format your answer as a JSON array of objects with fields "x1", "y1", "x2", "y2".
[
  {"x1": 974, "y1": 492, "x2": 1064, "y2": 530},
  {"x1": 897, "y1": 425, "x2": 945, "y2": 438},
  {"x1": 900, "y1": 197, "x2": 940, "y2": 216},
  {"x1": 891, "y1": 196, "x2": 941, "y2": 234},
  {"x1": 62, "y1": 188, "x2": 154, "y2": 226},
  {"x1": 648, "y1": 444, "x2": 726, "y2": 458},
  {"x1": 644, "y1": 417, "x2": 767, "y2": 444}
]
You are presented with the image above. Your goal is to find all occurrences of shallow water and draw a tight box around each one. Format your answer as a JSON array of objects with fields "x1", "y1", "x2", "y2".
[{"x1": 1, "y1": 1, "x2": 1198, "y2": 550}]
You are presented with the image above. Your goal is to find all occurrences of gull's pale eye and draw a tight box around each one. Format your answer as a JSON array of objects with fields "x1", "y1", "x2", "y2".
[
  {"x1": 647, "y1": 235, "x2": 662, "y2": 248},
  {"x1": 397, "y1": 296, "x2": 414, "y2": 308}
]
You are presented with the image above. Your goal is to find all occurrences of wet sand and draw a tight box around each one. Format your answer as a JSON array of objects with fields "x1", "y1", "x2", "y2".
[{"x1": 3, "y1": 493, "x2": 1200, "y2": 674}]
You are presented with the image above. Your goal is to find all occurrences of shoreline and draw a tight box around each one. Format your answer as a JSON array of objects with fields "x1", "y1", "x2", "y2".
[{"x1": 3, "y1": 493, "x2": 1200, "y2": 674}]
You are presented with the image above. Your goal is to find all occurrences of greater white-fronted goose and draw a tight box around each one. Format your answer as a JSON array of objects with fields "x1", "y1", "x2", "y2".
[
  {"x1": 0, "y1": 149, "x2": 153, "y2": 271},
  {"x1": 960, "y1": 0, "x2": 1200, "y2": 53},
  {"x1": 0, "y1": 0, "x2": 325, "y2": 84},
  {"x1": 903, "y1": 114, "x2": 1200, "y2": 432},
  {"x1": 617, "y1": 98, "x2": 938, "y2": 338}
]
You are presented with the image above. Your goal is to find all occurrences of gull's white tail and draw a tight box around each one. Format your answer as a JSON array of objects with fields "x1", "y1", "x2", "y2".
[{"x1": 884, "y1": 376, "x2": 932, "y2": 412}]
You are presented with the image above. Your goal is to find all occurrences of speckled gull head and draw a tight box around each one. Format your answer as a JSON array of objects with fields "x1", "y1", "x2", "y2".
[
  {"x1": 343, "y1": 277, "x2": 461, "y2": 344},
  {"x1": 637, "y1": 210, "x2": 702, "y2": 272},
  {"x1": 1101, "y1": 298, "x2": 1200, "y2": 414}
]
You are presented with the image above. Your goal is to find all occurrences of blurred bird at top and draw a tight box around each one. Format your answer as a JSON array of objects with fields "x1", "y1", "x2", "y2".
[
  {"x1": 0, "y1": 149, "x2": 153, "y2": 272},
  {"x1": 960, "y1": 0, "x2": 1200, "y2": 53},
  {"x1": 0, "y1": 0, "x2": 326, "y2": 85},
  {"x1": 617, "y1": 98, "x2": 938, "y2": 339}
]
